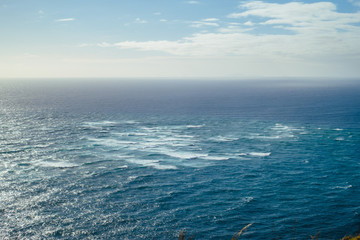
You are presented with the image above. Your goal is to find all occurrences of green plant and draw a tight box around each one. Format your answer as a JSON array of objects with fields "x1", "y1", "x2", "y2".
[{"x1": 231, "y1": 223, "x2": 253, "y2": 240}]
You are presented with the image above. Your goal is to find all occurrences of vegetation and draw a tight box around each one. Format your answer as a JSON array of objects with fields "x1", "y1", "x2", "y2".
[
  {"x1": 177, "y1": 224, "x2": 360, "y2": 240},
  {"x1": 341, "y1": 235, "x2": 360, "y2": 240}
]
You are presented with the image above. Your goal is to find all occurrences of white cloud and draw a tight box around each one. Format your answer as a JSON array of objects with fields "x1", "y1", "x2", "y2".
[
  {"x1": 134, "y1": 18, "x2": 147, "y2": 24},
  {"x1": 55, "y1": 18, "x2": 75, "y2": 22},
  {"x1": 98, "y1": 42, "x2": 112, "y2": 48},
  {"x1": 348, "y1": 0, "x2": 360, "y2": 7},
  {"x1": 228, "y1": 1, "x2": 360, "y2": 33},
  {"x1": 107, "y1": 30, "x2": 359, "y2": 59},
  {"x1": 186, "y1": 1, "x2": 200, "y2": 4},
  {"x1": 102, "y1": 1, "x2": 360, "y2": 60},
  {"x1": 190, "y1": 18, "x2": 219, "y2": 28},
  {"x1": 203, "y1": 18, "x2": 219, "y2": 22},
  {"x1": 85, "y1": 1, "x2": 360, "y2": 78},
  {"x1": 244, "y1": 21, "x2": 254, "y2": 26},
  {"x1": 78, "y1": 43, "x2": 93, "y2": 47}
]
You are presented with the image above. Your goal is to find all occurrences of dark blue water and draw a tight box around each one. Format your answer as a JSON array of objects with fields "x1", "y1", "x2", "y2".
[{"x1": 1, "y1": 79, "x2": 359, "y2": 239}]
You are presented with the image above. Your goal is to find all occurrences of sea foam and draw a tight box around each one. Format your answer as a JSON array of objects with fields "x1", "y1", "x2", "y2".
[{"x1": 249, "y1": 152, "x2": 271, "y2": 157}]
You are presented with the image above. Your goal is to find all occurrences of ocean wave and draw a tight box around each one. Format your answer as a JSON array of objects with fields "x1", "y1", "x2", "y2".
[
  {"x1": 270, "y1": 123, "x2": 300, "y2": 138},
  {"x1": 87, "y1": 137, "x2": 136, "y2": 147},
  {"x1": 117, "y1": 165, "x2": 128, "y2": 169},
  {"x1": 333, "y1": 185, "x2": 352, "y2": 190},
  {"x1": 272, "y1": 123, "x2": 301, "y2": 131},
  {"x1": 135, "y1": 138, "x2": 195, "y2": 149},
  {"x1": 158, "y1": 135, "x2": 193, "y2": 141},
  {"x1": 113, "y1": 132, "x2": 148, "y2": 137},
  {"x1": 186, "y1": 124, "x2": 205, "y2": 128},
  {"x1": 127, "y1": 175, "x2": 138, "y2": 181},
  {"x1": 242, "y1": 196, "x2": 254, "y2": 203},
  {"x1": 248, "y1": 134, "x2": 282, "y2": 140},
  {"x1": 36, "y1": 160, "x2": 79, "y2": 169},
  {"x1": 201, "y1": 156, "x2": 231, "y2": 161},
  {"x1": 83, "y1": 120, "x2": 119, "y2": 128},
  {"x1": 249, "y1": 152, "x2": 271, "y2": 157},
  {"x1": 126, "y1": 158, "x2": 177, "y2": 170},
  {"x1": 140, "y1": 126, "x2": 173, "y2": 133},
  {"x1": 84, "y1": 120, "x2": 139, "y2": 127},
  {"x1": 160, "y1": 150, "x2": 208, "y2": 159},
  {"x1": 209, "y1": 136, "x2": 239, "y2": 142},
  {"x1": 119, "y1": 120, "x2": 139, "y2": 124}
]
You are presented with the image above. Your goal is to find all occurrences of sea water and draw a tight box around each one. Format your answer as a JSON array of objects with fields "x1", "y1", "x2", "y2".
[{"x1": 0, "y1": 79, "x2": 359, "y2": 239}]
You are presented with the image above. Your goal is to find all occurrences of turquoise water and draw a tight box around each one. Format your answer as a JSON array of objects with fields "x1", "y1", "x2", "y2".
[{"x1": 0, "y1": 79, "x2": 359, "y2": 239}]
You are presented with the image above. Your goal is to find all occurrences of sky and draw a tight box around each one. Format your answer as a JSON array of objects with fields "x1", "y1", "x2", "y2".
[{"x1": 1, "y1": 0, "x2": 360, "y2": 79}]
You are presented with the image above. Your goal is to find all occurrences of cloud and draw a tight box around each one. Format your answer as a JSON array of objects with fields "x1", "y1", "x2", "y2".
[
  {"x1": 97, "y1": 0, "x2": 360, "y2": 77},
  {"x1": 190, "y1": 18, "x2": 219, "y2": 28},
  {"x1": 134, "y1": 18, "x2": 147, "y2": 24},
  {"x1": 203, "y1": 18, "x2": 219, "y2": 22},
  {"x1": 78, "y1": 43, "x2": 93, "y2": 47},
  {"x1": 228, "y1": 1, "x2": 360, "y2": 33},
  {"x1": 348, "y1": 0, "x2": 360, "y2": 7},
  {"x1": 55, "y1": 18, "x2": 75, "y2": 22},
  {"x1": 186, "y1": 1, "x2": 200, "y2": 4},
  {"x1": 244, "y1": 21, "x2": 254, "y2": 26}
]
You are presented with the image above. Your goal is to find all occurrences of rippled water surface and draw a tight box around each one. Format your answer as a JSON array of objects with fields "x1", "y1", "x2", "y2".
[{"x1": 0, "y1": 79, "x2": 359, "y2": 239}]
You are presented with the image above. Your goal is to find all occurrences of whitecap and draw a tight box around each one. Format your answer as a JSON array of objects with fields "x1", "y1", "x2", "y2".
[
  {"x1": 128, "y1": 175, "x2": 138, "y2": 181},
  {"x1": 242, "y1": 196, "x2": 254, "y2": 203},
  {"x1": 249, "y1": 135, "x2": 281, "y2": 140},
  {"x1": 186, "y1": 124, "x2": 205, "y2": 128},
  {"x1": 162, "y1": 150, "x2": 208, "y2": 159},
  {"x1": 157, "y1": 136, "x2": 191, "y2": 142},
  {"x1": 335, "y1": 137, "x2": 344, "y2": 141},
  {"x1": 136, "y1": 141, "x2": 165, "y2": 148},
  {"x1": 209, "y1": 136, "x2": 239, "y2": 142},
  {"x1": 127, "y1": 158, "x2": 159, "y2": 166},
  {"x1": 273, "y1": 123, "x2": 289, "y2": 129},
  {"x1": 88, "y1": 137, "x2": 136, "y2": 147},
  {"x1": 201, "y1": 156, "x2": 230, "y2": 161},
  {"x1": 129, "y1": 132, "x2": 148, "y2": 136},
  {"x1": 272, "y1": 123, "x2": 295, "y2": 131},
  {"x1": 83, "y1": 120, "x2": 118, "y2": 128},
  {"x1": 113, "y1": 132, "x2": 148, "y2": 137},
  {"x1": 132, "y1": 137, "x2": 195, "y2": 150},
  {"x1": 271, "y1": 123, "x2": 300, "y2": 137},
  {"x1": 333, "y1": 185, "x2": 352, "y2": 189},
  {"x1": 334, "y1": 128, "x2": 344, "y2": 131},
  {"x1": 249, "y1": 152, "x2": 271, "y2": 157},
  {"x1": 37, "y1": 161, "x2": 78, "y2": 169},
  {"x1": 119, "y1": 120, "x2": 139, "y2": 124},
  {"x1": 178, "y1": 134, "x2": 195, "y2": 138},
  {"x1": 126, "y1": 159, "x2": 177, "y2": 170},
  {"x1": 151, "y1": 164, "x2": 178, "y2": 170}
]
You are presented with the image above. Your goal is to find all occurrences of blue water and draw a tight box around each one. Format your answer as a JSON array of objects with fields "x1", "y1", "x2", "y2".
[{"x1": 0, "y1": 79, "x2": 359, "y2": 239}]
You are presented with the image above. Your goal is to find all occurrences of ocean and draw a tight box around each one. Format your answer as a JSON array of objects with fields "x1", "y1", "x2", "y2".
[{"x1": 0, "y1": 79, "x2": 359, "y2": 239}]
